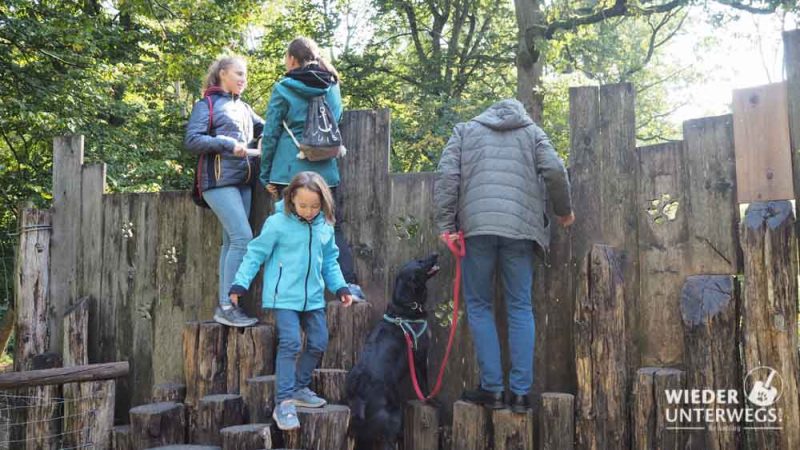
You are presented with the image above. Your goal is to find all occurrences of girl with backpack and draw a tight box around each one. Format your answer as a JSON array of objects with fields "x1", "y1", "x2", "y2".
[
  {"x1": 259, "y1": 37, "x2": 365, "y2": 301},
  {"x1": 185, "y1": 55, "x2": 264, "y2": 327},
  {"x1": 228, "y1": 171, "x2": 354, "y2": 430}
]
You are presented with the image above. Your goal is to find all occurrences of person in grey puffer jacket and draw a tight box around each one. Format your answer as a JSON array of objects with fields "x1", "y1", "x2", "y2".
[
  {"x1": 185, "y1": 55, "x2": 264, "y2": 327},
  {"x1": 434, "y1": 98, "x2": 574, "y2": 413}
]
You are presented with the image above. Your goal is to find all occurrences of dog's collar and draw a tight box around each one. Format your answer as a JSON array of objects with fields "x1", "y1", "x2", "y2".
[{"x1": 383, "y1": 314, "x2": 428, "y2": 349}]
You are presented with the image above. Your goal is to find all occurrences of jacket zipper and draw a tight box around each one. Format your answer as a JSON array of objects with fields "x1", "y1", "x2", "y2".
[
  {"x1": 273, "y1": 263, "x2": 283, "y2": 308},
  {"x1": 302, "y1": 222, "x2": 312, "y2": 311}
]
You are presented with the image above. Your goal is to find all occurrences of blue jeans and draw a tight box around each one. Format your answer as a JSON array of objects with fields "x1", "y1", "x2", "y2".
[
  {"x1": 203, "y1": 185, "x2": 253, "y2": 307},
  {"x1": 462, "y1": 235, "x2": 535, "y2": 395},
  {"x1": 274, "y1": 308, "x2": 328, "y2": 402}
]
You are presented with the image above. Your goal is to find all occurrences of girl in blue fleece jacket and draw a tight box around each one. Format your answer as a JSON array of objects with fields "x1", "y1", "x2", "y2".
[{"x1": 228, "y1": 171, "x2": 352, "y2": 431}]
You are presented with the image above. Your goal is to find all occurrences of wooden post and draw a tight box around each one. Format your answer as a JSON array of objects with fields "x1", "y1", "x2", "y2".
[
  {"x1": 226, "y1": 324, "x2": 274, "y2": 395},
  {"x1": 492, "y1": 408, "x2": 534, "y2": 450},
  {"x1": 129, "y1": 402, "x2": 186, "y2": 449},
  {"x1": 220, "y1": 424, "x2": 271, "y2": 450},
  {"x1": 81, "y1": 163, "x2": 105, "y2": 366},
  {"x1": 403, "y1": 400, "x2": 438, "y2": 450},
  {"x1": 283, "y1": 405, "x2": 351, "y2": 450},
  {"x1": 451, "y1": 400, "x2": 490, "y2": 450},
  {"x1": 311, "y1": 369, "x2": 348, "y2": 404},
  {"x1": 184, "y1": 322, "x2": 228, "y2": 407},
  {"x1": 153, "y1": 383, "x2": 187, "y2": 403},
  {"x1": 322, "y1": 301, "x2": 372, "y2": 370},
  {"x1": 740, "y1": 201, "x2": 800, "y2": 449},
  {"x1": 192, "y1": 394, "x2": 245, "y2": 445},
  {"x1": 113, "y1": 425, "x2": 133, "y2": 450},
  {"x1": 782, "y1": 30, "x2": 800, "y2": 199},
  {"x1": 680, "y1": 275, "x2": 741, "y2": 450},
  {"x1": 243, "y1": 375, "x2": 275, "y2": 424},
  {"x1": 540, "y1": 393, "x2": 574, "y2": 450},
  {"x1": 0, "y1": 361, "x2": 129, "y2": 389},
  {"x1": 574, "y1": 244, "x2": 629, "y2": 450},
  {"x1": 13, "y1": 208, "x2": 52, "y2": 371},
  {"x1": 632, "y1": 368, "x2": 686, "y2": 450},
  {"x1": 23, "y1": 353, "x2": 62, "y2": 450}
]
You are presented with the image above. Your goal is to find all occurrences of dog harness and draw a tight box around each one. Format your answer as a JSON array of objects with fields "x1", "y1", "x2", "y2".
[{"x1": 383, "y1": 314, "x2": 428, "y2": 350}]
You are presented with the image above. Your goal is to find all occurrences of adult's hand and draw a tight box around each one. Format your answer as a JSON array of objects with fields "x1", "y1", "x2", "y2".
[
  {"x1": 557, "y1": 212, "x2": 576, "y2": 227},
  {"x1": 266, "y1": 184, "x2": 279, "y2": 199},
  {"x1": 233, "y1": 143, "x2": 248, "y2": 158}
]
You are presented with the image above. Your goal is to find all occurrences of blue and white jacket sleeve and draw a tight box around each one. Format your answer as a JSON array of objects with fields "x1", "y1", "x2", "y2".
[
  {"x1": 229, "y1": 218, "x2": 277, "y2": 296},
  {"x1": 321, "y1": 226, "x2": 350, "y2": 298}
]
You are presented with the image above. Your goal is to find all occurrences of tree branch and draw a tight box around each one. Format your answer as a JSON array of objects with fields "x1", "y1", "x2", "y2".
[
  {"x1": 544, "y1": 0, "x2": 689, "y2": 39},
  {"x1": 713, "y1": 0, "x2": 778, "y2": 15}
]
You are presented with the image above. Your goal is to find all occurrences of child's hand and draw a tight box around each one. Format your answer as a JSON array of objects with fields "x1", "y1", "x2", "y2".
[
  {"x1": 229, "y1": 293, "x2": 240, "y2": 306},
  {"x1": 267, "y1": 184, "x2": 279, "y2": 199},
  {"x1": 340, "y1": 294, "x2": 353, "y2": 307}
]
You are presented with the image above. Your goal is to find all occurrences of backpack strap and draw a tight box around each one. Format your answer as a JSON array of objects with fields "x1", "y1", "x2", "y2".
[{"x1": 282, "y1": 121, "x2": 302, "y2": 149}]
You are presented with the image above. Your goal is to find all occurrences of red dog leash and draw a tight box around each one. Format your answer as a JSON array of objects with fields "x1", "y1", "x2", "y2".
[{"x1": 406, "y1": 231, "x2": 465, "y2": 401}]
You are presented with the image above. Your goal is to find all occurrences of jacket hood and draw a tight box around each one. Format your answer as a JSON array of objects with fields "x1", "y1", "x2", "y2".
[
  {"x1": 282, "y1": 64, "x2": 336, "y2": 98},
  {"x1": 274, "y1": 199, "x2": 324, "y2": 225},
  {"x1": 472, "y1": 99, "x2": 533, "y2": 130}
]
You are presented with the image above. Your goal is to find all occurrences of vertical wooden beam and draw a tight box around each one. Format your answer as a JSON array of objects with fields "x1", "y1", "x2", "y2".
[
  {"x1": 539, "y1": 393, "x2": 574, "y2": 450},
  {"x1": 403, "y1": 400, "x2": 439, "y2": 450},
  {"x1": 81, "y1": 163, "x2": 106, "y2": 364},
  {"x1": 783, "y1": 30, "x2": 800, "y2": 199}
]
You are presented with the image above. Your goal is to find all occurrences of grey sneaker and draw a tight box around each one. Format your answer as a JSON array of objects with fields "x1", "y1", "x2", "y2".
[
  {"x1": 272, "y1": 400, "x2": 300, "y2": 430},
  {"x1": 213, "y1": 306, "x2": 257, "y2": 328},
  {"x1": 291, "y1": 387, "x2": 327, "y2": 408},
  {"x1": 347, "y1": 283, "x2": 367, "y2": 302}
]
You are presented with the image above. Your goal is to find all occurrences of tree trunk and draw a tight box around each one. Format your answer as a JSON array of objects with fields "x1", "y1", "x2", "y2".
[
  {"x1": 492, "y1": 408, "x2": 534, "y2": 450},
  {"x1": 311, "y1": 369, "x2": 348, "y2": 405},
  {"x1": 112, "y1": 425, "x2": 133, "y2": 450},
  {"x1": 129, "y1": 402, "x2": 186, "y2": 449},
  {"x1": 451, "y1": 400, "x2": 490, "y2": 450},
  {"x1": 243, "y1": 375, "x2": 275, "y2": 424},
  {"x1": 283, "y1": 405, "x2": 351, "y2": 450},
  {"x1": 153, "y1": 383, "x2": 187, "y2": 403},
  {"x1": 220, "y1": 424, "x2": 271, "y2": 450},
  {"x1": 192, "y1": 394, "x2": 245, "y2": 445},
  {"x1": 403, "y1": 400, "x2": 438, "y2": 450},
  {"x1": 540, "y1": 393, "x2": 574, "y2": 450},
  {"x1": 513, "y1": 0, "x2": 544, "y2": 121}
]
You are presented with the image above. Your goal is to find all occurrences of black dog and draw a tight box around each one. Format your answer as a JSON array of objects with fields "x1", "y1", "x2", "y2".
[{"x1": 347, "y1": 253, "x2": 440, "y2": 450}]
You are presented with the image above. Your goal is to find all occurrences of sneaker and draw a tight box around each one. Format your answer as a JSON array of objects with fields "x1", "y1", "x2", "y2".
[
  {"x1": 347, "y1": 283, "x2": 367, "y2": 302},
  {"x1": 272, "y1": 400, "x2": 300, "y2": 430},
  {"x1": 291, "y1": 387, "x2": 327, "y2": 408},
  {"x1": 213, "y1": 306, "x2": 258, "y2": 328},
  {"x1": 462, "y1": 387, "x2": 506, "y2": 409}
]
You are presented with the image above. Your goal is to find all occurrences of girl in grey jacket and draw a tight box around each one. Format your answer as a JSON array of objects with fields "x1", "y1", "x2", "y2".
[{"x1": 184, "y1": 56, "x2": 264, "y2": 327}]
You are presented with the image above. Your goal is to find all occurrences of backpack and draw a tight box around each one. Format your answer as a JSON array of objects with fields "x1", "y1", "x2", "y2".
[
  {"x1": 282, "y1": 95, "x2": 347, "y2": 161},
  {"x1": 191, "y1": 96, "x2": 215, "y2": 208}
]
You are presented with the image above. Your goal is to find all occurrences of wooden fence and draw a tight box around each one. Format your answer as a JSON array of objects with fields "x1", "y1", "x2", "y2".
[{"x1": 13, "y1": 28, "x2": 800, "y2": 449}]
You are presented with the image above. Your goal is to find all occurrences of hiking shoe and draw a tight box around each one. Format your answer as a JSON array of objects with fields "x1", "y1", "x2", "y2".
[
  {"x1": 462, "y1": 387, "x2": 506, "y2": 409},
  {"x1": 348, "y1": 283, "x2": 367, "y2": 302},
  {"x1": 291, "y1": 387, "x2": 327, "y2": 408},
  {"x1": 213, "y1": 306, "x2": 257, "y2": 328},
  {"x1": 273, "y1": 400, "x2": 300, "y2": 430}
]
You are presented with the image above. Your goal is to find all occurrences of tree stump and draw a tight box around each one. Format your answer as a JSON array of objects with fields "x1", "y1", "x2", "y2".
[
  {"x1": 741, "y1": 201, "x2": 800, "y2": 450},
  {"x1": 192, "y1": 394, "x2": 246, "y2": 444},
  {"x1": 63, "y1": 379, "x2": 116, "y2": 450},
  {"x1": 492, "y1": 408, "x2": 534, "y2": 450},
  {"x1": 220, "y1": 424, "x2": 272, "y2": 450},
  {"x1": 681, "y1": 275, "x2": 740, "y2": 450},
  {"x1": 403, "y1": 400, "x2": 438, "y2": 450},
  {"x1": 632, "y1": 368, "x2": 685, "y2": 450},
  {"x1": 153, "y1": 383, "x2": 188, "y2": 403},
  {"x1": 227, "y1": 325, "x2": 275, "y2": 395},
  {"x1": 129, "y1": 402, "x2": 186, "y2": 449},
  {"x1": 113, "y1": 425, "x2": 133, "y2": 450},
  {"x1": 311, "y1": 369, "x2": 348, "y2": 404},
  {"x1": 540, "y1": 393, "x2": 574, "y2": 450},
  {"x1": 574, "y1": 245, "x2": 629, "y2": 450},
  {"x1": 451, "y1": 400, "x2": 490, "y2": 450},
  {"x1": 184, "y1": 322, "x2": 228, "y2": 406},
  {"x1": 322, "y1": 301, "x2": 371, "y2": 369},
  {"x1": 243, "y1": 375, "x2": 276, "y2": 423},
  {"x1": 283, "y1": 404, "x2": 350, "y2": 449}
]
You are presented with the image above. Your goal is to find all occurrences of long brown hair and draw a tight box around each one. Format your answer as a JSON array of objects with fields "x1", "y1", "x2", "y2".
[
  {"x1": 203, "y1": 56, "x2": 246, "y2": 91},
  {"x1": 287, "y1": 37, "x2": 340, "y2": 82},
  {"x1": 283, "y1": 171, "x2": 336, "y2": 224}
]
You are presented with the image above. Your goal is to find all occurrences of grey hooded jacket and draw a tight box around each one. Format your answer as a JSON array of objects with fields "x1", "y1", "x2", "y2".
[
  {"x1": 433, "y1": 99, "x2": 572, "y2": 252},
  {"x1": 185, "y1": 92, "x2": 265, "y2": 192}
]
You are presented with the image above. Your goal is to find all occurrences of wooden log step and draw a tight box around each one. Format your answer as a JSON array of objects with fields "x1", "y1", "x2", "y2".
[
  {"x1": 243, "y1": 375, "x2": 276, "y2": 423},
  {"x1": 322, "y1": 301, "x2": 372, "y2": 369},
  {"x1": 283, "y1": 404, "x2": 351, "y2": 450},
  {"x1": 492, "y1": 408, "x2": 534, "y2": 450},
  {"x1": 129, "y1": 402, "x2": 187, "y2": 449},
  {"x1": 540, "y1": 393, "x2": 574, "y2": 450},
  {"x1": 184, "y1": 322, "x2": 228, "y2": 406},
  {"x1": 451, "y1": 400, "x2": 490, "y2": 450},
  {"x1": 220, "y1": 423, "x2": 272, "y2": 449},
  {"x1": 113, "y1": 424, "x2": 133, "y2": 450},
  {"x1": 227, "y1": 324, "x2": 276, "y2": 395},
  {"x1": 311, "y1": 368, "x2": 348, "y2": 404},
  {"x1": 632, "y1": 368, "x2": 685, "y2": 450},
  {"x1": 146, "y1": 446, "x2": 221, "y2": 450},
  {"x1": 192, "y1": 394, "x2": 246, "y2": 444},
  {"x1": 404, "y1": 400, "x2": 439, "y2": 450},
  {"x1": 153, "y1": 382, "x2": 188, "y2": 403}
]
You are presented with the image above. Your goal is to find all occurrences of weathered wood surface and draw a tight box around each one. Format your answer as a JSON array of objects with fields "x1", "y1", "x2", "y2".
[
  {"x1": 322, "y1": 301, "x2": 372, "y2": 370},
  {"x1": 184, "y1": 322, "x2": 228, "y2": 406},
  {"x1": 192, "y1": 394, "x2": 245, "y2": 445},
  {"x1": 740, "y1": 201, "x2": 800, "y2": 450},
  {"x1": 226, "y1": 324, "x2": 275, "y2": 395},
  {"x1": 63, "y1": 379, "x2": 115, "y2": 450},
  {"x1": 0, "y1": 361, "x2": 128, "y2": 389},
  {"x1": 283, "y1": 405, "x2": 350, "y2": 450},
  {"x1": 21, "y1": 353, "x2": 61, "y2": 450},
  {"x1": 540, "y1": 393, "x2": 574, "y2": 450},
  {"x1": 153, "y1": 383, "x2": 187, "y2": 403},
  {"x1": 786, "y1": 30, "x2": 800, "y2": 199},
  {"x1": 14, "y1": 208, "x2": 52, "y2": 371},
  {"x1": 220, "y1": 424, "x2": 271, "y2": 450},
  {"x1": 243, "y1": 375, "x2": 275, "y2": 424},
  {"x1": 113, "y1": 424, "x2": 133, "y2": 450},
  {"x1": 451, "y1": 400, "x2": 490, "y2": 450},
  {"x1": 129, "y1": 402, "x2": 187, "y2": 449},
  {"x1": 574, "y1": 244, "x2": 629, "y2": 450},
  {"x1": 492, "y1": 408, "x2": 534, "y2": 450},
  {"x1": 632, "y1": 368, "x2": 686, "y2": 450},
  {"x1": 680, "y1": 275, "x2": 740, "y2": 450},
  {"x1": 311, "y1": 368, "x2": 348, "y2": 405},
  {"x1": 732, "y1": 83, "x2": 794, "y2": 202},
  {"x1": 637, "y1": 142, "x2": 688, "y2": 367},
  {"x1": 81, "y1": 163, "x2": 105, "y2": 363},
  {"x1": 403, "y1": 400, "x2": 438, "y2": 450}
]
